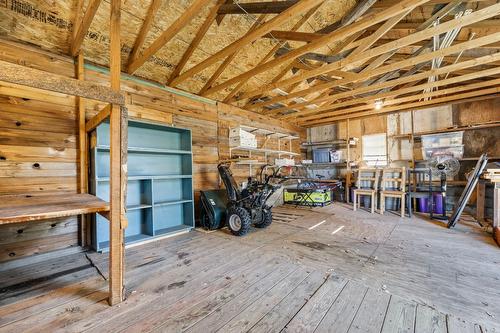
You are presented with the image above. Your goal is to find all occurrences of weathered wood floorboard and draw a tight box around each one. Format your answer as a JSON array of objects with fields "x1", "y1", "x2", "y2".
[{"x1": 0, "y1": 205, "x2": 495, "y2": 333}]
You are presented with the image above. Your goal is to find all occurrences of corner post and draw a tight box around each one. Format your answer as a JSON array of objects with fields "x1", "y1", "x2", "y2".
[
  {"x1": 109, "y1": 0, "x2": 127, "y2": 306},
  {"x1": 75, "y1": 52, "x2": 89, "y2": 246}
]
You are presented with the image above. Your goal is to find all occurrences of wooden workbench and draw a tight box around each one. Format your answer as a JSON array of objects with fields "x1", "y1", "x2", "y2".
[
  {"x1": 0, "y1": 193, "x2": 109, "y2": 225},
  {"x1": 480, "y1": 169, "x2": 500, "y2": 246}
]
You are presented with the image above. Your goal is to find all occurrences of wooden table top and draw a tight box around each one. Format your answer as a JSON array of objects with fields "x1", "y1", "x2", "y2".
[{"x1": 0, "y1": 193, "x2": 110, "y2": 225}]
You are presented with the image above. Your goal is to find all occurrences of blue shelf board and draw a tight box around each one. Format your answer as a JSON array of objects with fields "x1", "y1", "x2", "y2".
[
  {"x1": 127, "y1": 204, "x2": 152, "y2": 211},
  {"x1": 155, "y1": 224, "x2": 192, "y2": 237},
  {"x1": 97, "y1": 145, "x2": 192, "y2": 155},
  {"x1": 97, "y1": 175, "x2": 192, "y2": 182},
  {"x1": 154, "y1": 199, "x2": 193, "y2": 207},
  {"x1": 98, "y1": 233, "x2": 152, "y2": 253}
]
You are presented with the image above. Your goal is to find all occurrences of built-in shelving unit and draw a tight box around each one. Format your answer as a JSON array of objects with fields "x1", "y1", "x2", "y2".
[
  {"x1": 90, "y1": 121, "x2": 194, "y2": 252},
  {"x1": 228, "y1": 125, "x2": 300, "y2": 174}
]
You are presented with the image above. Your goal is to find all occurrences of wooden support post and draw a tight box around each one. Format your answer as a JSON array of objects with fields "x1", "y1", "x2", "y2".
[
  {"x1": 108, "y1": 0, "x2": 127, "y2": 306},
  {"x1": 75, "y1": 53, "x2": 89, "y2": 246},
  {"x1": 476, "y1": 180, "x2": 486, "y2": 224},
  {"x1": 346, "y1": 119, "x2": 351, "y2": 203},
  {"x1": 494, "y1": 182, "x2": 500, "y2": 246}
]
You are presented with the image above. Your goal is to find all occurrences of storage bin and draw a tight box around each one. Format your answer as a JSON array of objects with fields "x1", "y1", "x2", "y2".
[
  {"x1": 313, "y1": 148, "x2": 331, "y2": 163},
  {"x1": 421, "y1": 131, "x2": 463, "y2": 148}
]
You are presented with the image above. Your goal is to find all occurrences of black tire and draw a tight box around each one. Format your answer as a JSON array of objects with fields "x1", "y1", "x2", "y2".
[
  {"x1": 254, "y1": 207, "x2": 272, "y2": 228},
  {"x1": 226, "y1": 207, "x2": 251, "y2": 236}
]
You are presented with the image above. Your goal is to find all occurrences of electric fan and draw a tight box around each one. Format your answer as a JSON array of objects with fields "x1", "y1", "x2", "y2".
[{"x1": 428, "y1": 155, "x2": 460, "y2": 178}]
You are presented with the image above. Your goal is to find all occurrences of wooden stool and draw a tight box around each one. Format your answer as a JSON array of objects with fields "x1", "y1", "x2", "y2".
[
  {"x1": 353, "y1": 168, "x2": 380, "y2": 214},
  {"x1": 380, "y1": 167, "x2": 406, "y2": 217}
]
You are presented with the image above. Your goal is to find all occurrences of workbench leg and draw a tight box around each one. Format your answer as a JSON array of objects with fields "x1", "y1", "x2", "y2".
[
  {"x1": 476, "y1": 181, "x2": 485, "y2": 224},
  {"x1": 372, "y1": 193, "x2": 376, "y2": 214},
  {"x1": 379, "y1": 194, "x2": 384, "y2": 215}
]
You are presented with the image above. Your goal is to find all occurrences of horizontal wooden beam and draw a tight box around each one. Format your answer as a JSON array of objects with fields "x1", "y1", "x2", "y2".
[
  {"x1": 371, "y1": 0, "x2": 484, "y2": 8},
  {"x1": 252, "y1": 28, "x2": 500, "y2": 110},
  {"x1": 222, "y1": 4, "x2": 322, "y2": 102},
  {"x1": 243, "y1": 1, "x2": 497, "y2": 104},
  {"x1": 262, "y1": 31, "x2": 323, "y2": 42},
  {"x1": 218, "y1": 1, "x2": 299, "y2": 14},
  {"x1": 305, "y1": 86, "x2": 500, "y2": 125},
  {"x1": 279, "y1": 49, "x2": 500, "y2": 118},
  {"x1": 203, "y1": 0, "x2": 431, "y2": 96},
  {"x1": 170, "y1": 0, "x2": 325, "y2": 87},
  {"x1": 0, "y1": 60, "x2": 124, "y2": 105},
  {"x1": 297, "y1": 71, "x2": 500, "y2": 123},
  {"x1": 367, "y1": 19, "x2": 500, "y2": 31},
  {"x1": 86, "y1": 104, "x2": 112, "y2": 132}
]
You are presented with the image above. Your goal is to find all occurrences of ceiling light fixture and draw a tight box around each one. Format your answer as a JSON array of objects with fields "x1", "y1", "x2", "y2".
[{"x1": 374, "y1": 100, "x2": 384, "y2": 110}]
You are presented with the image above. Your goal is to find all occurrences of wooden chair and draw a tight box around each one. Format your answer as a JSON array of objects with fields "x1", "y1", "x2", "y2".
[
  {"x1": 353, "y1": 168, "x2": 380, "y2": 214},
  {"x1": 380, "y1": 167, "x2": 406, "y2": 217}
]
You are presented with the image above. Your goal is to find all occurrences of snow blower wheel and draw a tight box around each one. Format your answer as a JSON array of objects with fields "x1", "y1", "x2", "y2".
[
  {"x1": 253, "y1": 206, "x2": 272, "y2": 228},
  {"x1": 226, "y1": 206, "x2": 252, "y2": 236}
]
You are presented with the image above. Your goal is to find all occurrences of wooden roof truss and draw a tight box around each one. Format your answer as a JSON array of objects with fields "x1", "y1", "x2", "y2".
[{"x1": 64, "y1": 0, "x2": 500, "y2": 126}]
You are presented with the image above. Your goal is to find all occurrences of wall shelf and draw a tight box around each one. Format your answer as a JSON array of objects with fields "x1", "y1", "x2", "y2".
[
  {"x1": 154, "y1": 199, "x2": 193, "y2": 207},
  {"x1": 90, "y1": 120, "x2": 194, "y2": 252},
  {"x1": 97, "y1": 145, "x2": 192, "y2": 155},
  {"x1": 238, "y1": 125, "x2": 299, "y2": 140},
  {"x1": 230, "y1": 146, "x2": 300, "y2": 156},
  {"x1": 228, "y1": 125, "x2": 300, "y2": 176},
  {"x1": 96, "y1": 175, "x2": 192, "y2": 181}
]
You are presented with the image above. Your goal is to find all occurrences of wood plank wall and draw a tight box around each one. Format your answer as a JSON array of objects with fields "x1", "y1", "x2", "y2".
[
  {"x1": 308, "y1": 98, "x2": 500, "y2": 218},
  {"x1": 0, "y1": 39, "x2": 305, "y2": 263}
]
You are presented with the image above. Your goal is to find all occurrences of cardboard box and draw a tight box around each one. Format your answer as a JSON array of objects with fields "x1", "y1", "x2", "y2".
[
  {"x1": 230, "y1": 136, "x2": 257, "y2": 148},
  {"x1": 229, "y1": 127, "x2": 255, "y2": 140},
  {"x1": 275, "y1": 158, "x2": 295, "y2": 166},
  {"x1": 330, "y1": 150, "x2": 343, "y2": 163}
]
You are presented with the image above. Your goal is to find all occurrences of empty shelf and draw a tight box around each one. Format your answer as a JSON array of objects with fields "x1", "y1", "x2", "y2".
[
  {"x1": 96, "y1": 145, "x2": 192, "y2": 155},
  {"x1": 229, "y1": 146, "x2": 300, "y2": 156},
  {"x1": 97, "y1": 175, "x2": 192, "y2": 181},
  {"x1": 0, "y1": 193, "x2": 110, "y2": 225},
  {"x1": 127, "y1": 204, "x2": 153, "y2": 211},
  {"x1": 155, "y1": 224, "x2": 193, "y2": 236},
  {"x1": 154, "y1": 199, "x2": 193, "y2": 207}
]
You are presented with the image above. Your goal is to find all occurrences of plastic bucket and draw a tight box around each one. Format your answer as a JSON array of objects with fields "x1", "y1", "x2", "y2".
[
  {"x1": 418, "y1": 198, "x2": 429, "y2": 213},
  {"x1": 433, "y1": 193, "x2": 444, "y2": 214},
  {"x1": 417, "y1": 195, "x2": 444, "y2": 214}
]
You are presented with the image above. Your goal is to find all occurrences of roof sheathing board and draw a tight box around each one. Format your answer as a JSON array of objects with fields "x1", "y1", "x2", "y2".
[{"x1": 0, "y1": 0, "x2": 355, "y2": 98}]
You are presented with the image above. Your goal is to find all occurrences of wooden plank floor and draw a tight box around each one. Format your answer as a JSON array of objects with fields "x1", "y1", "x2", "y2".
[{"x1": 0, "y1": 203, "x2": 497, "y2": 332}]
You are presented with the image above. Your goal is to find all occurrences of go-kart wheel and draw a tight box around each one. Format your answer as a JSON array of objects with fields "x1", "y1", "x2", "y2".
[
  {"x1": 254, "y1": 207, "x2": 272, "y2": 228},
  {"x1": 226, "y1": 207, "x2": 251, "y2": 236}
]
